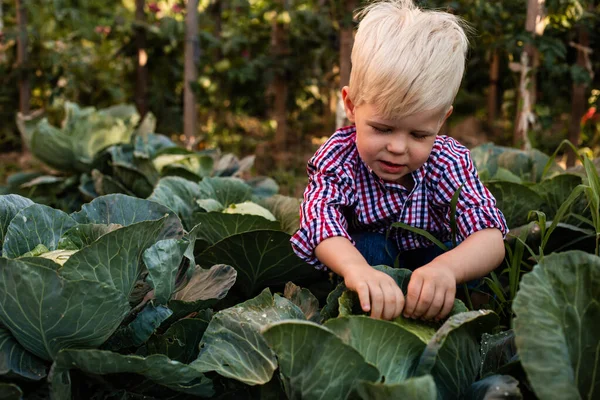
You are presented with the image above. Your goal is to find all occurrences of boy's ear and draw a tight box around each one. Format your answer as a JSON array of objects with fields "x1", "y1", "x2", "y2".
[
  {"x1": 442, "y1": 106, "x2": 453, "y2": 123},
  {"x1": 341, "y1": 86, "x2": 356, "y2": 123}
]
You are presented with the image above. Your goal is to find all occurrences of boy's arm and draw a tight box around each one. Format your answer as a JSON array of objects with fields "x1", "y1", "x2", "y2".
[
  {"x1": 403, "y1": 228, "x2": 505, "y2": 320},
  {"x1": 315, "y1": 236, "x2": 405, "y2": 320},
  {"x1": 435, "y1": 228, "x2": 504, "y2": 283}
]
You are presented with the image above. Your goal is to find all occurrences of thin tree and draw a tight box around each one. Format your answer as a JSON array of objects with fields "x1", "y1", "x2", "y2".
[
  {"x1": 487, "y1": 49, "x2": 500, "y2": 137},
  {"x1": 513, "y1": 0, "x2": 546, "y2": 149},
  {"x1": 0, "y1": 0, "x2": 5, "y2": 64},
  {"x1": 15, "y1": 0, "x2": 30, "y2": 156},
  {"x1": 184, "y1": 0, "x2": 199, "y2": 149},
  {"x1": 135, "y1": 0, "x2": 148, "y2": 118},
  {"x1": 16, "y1": 0, "x2": 29, "y2": 116},
  {"x1": 336, "y1": 0, "x2": 357, "y2": 129},
  {"x1": 270, "y1": 0, "x2": 290, "y2": 165}
]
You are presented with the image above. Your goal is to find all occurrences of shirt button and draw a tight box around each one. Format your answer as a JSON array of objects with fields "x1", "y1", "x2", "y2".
[{"x1": 405, "y1": 200, "x2": 412, "y2": 207}]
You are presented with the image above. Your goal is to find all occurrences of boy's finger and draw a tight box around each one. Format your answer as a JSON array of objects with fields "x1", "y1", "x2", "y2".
[
  {"x1": 412, "y1": 283, "x2": 435, "y2": 318},
  {"x1": 403, "y1": 276, "x2": 423, "y2": 318},
  {"x1": 437, "y1": 288, "x2": 456, "y2": 320},
  {"x1": 423, "y1": 290, "x2": 445, "y2": 320},
  {"x1": 382, "y1": 283, "x2": 397, "y2": 321},
  {"x1": 394, "y1": 285, "x2": 405, "y2": 319},
  {"x1": 369, "y1": 284, "x2": 384, "y2": 319},
  {"x1": 356, "y1": 283, "x2": 371, "y2": 312}
]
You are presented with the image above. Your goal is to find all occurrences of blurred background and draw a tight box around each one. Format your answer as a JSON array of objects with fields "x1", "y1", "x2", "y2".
[{"x1": 0, "y1": 0, "x2": 599, "y2": 197}]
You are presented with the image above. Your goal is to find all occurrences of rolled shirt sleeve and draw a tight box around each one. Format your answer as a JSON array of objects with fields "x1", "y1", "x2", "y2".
[
  {"x1": 430, "y1": 138, "x2": 509, "y2": 240},
  {"x1": 290, "y1": 156, "x2": 356, "y2": 269}
]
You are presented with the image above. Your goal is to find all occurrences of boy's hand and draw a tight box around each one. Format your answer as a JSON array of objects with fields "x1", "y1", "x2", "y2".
[
  {"x1": 343, "y1": 264, "x2": 404, "y2": 320},
  {"x1": 403, "y1": 262, "x2": 456, "y2": 321}
]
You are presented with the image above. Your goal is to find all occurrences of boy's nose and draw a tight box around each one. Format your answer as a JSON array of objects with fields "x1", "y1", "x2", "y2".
[{"x1": 386, "y1": 138, "x2": 408, "y2": 154}]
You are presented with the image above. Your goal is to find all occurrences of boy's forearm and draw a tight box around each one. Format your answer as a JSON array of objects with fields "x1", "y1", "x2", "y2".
[
  {"x1": 435, "y1": 228, "x2": 505, "y2": 283},
  {"x1": 314, "y1": 236, "x2": 371, "y2": 277}
]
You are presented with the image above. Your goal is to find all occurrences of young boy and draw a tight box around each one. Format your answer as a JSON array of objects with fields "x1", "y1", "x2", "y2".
[{"x1": 291, "y1": 0, "x2": 508, "y2": 322}]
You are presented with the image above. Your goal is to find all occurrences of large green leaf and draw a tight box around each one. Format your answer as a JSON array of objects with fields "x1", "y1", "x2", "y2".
[
  {"x1": 68, "y1": 102, "x2": 138, "y2": 166},
  {"x1": 513, "y1": 251, "x2": 600, "y2": 400},
  {"x1": 259, "y1": 195, "x2": 302, "y2": 235},
  {"x1": 191, "y1": 289, "x2": 305, "y2": 385},
  {"x1": 531, "y1": 174, "x2": 588, "y2": 222},
  {"x1": 197, "y1": 177, "x2": 253, "y2": 206},
  {"x1": 188, "y1": 212, "x2": 279, "y2": 248},
  {"x1": 0, "y1": 195, "x2": 35, "y2": 247},
  {"x1": 247, "y1": 176, "x2": 279, "y2": 198},
  {"x1": 485, "y1": 181, "x2": 544, "y2": 228},
  {"x1": 111, "y1": 162, "x2": 155, "y2": 198},
  {"x1": 479, "y1": 331, "x2": 517, "y2": 378},
  {"x1": 2, "y1": 204, "x2": 77, "y2": 258},
  {"x1": 60, "y1": 217, "x2": 173, "y2": 297},
  {"x1": 160, "y1": 154, "x2": 214, "y2": 181},
  {"x1": 72, "y1": 194, "x2": 183, "y2": 238},
  {"x1": 416, "y1": 311, "x2": 499, "y2": 400},
  {"x1": 91, "y1": 168, "x2": 136, "y2": 197},
  {"x1": 350, "y1": 375, "x2": 437, "y2": 400},
  {"x1": 167, "y1": 264, "x2": 237, "y2": 322},
  {"x1": 134, "y1": 132, "x2": 176, "y2": 159},
  {"x1": 262, "y1": 320, "x2": 380, "y2": 399},
  {"x1": 198, "y1": 230, "x2": 320, "y2": 297},
  {"x1": 143, "y1": 239, "x2": 189, "y2": 304},
  {"x1": 106, "y1": 143, "x2": 161, "y2": 186},
  {"x1": 325, "y1": 316, "x2": 426, "y2": 383},
  {"x1": 172, "y1": 264, "x2": 237, "y2": 303},
  {"x1": 52, "y1": 349, "x2": 214, "y2": 398},
  {"x1": 145, "y1": 310, "x2": 212, "y2": 363},
  {"x1": 320, "y1": 282, "x2": 346, "y2": 322},
  {"x1": 284, "y1": 282, "x2": 320, "y2": 322},
  {"x1": 58, "y1": 223, "x2": 122, "y2": 250},
  {"x1": 0, "y1": 258, "x2": 129, "y2": 361},
  {"x1": 103, "y1": 303, "x2": 173, "y2": 351},
  {"x1": 28, "y1": 119, "x2": 76, "y2": 171},
  {"x1": 0, "y1": 327, "x2": 47, "y2": 380},
  {"x1": 148, "y1": 177, "x2": 205, "y2": 230}
]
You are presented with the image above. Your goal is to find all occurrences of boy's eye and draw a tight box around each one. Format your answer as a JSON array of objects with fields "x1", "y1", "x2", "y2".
[
  {"x1": 371, "y1": 125, "x2": 392, "y2": 133},
  {"x1": 411, "y1": 132, "x2": 428, "y2": 140}
]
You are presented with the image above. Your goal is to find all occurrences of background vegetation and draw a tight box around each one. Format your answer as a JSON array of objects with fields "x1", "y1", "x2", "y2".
[{"x1": 0, "y1": 0, "x2": 599, "y2": 192}]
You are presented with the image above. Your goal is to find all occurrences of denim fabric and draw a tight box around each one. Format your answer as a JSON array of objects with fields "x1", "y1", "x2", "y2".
[
  {"x1": 351, "y1": 232, "x2": 482, "y2": 289},
  {"x1": 351, "y1": 231, "x2": 450, "y2": 270}
]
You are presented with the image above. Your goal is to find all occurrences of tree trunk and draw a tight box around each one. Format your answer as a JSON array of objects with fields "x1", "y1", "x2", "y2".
[
  {"x1": 513, "y1": 0, "x2": 546, "y2": 149},
  {"x1": 270, "y1": 0, "x2": 289, "y2": 165},
  {"x1": 487, "y1": 49, "x2": 499, "y2": 137},
  {"x1": 16, "y1": 0, "x2": 29, "y2": 116},
  {"x1": 567, "y1": 26, "x2": 591, "y2": 167},
  {"x1": 184, "y1": 0, "x2": 199, "y2": 150},
  {"x1": 0, "y1": 0, "x2": 5, "y2": 64},
  {"x1": 336, "y1": 0, "x2": 357, "y2": 129},
  {"x1": 135, "y1": 0, "x2": 148, "y2": 118},
  {"x1": 15, "y1": 0, "x2": 29, "y2": 155}
]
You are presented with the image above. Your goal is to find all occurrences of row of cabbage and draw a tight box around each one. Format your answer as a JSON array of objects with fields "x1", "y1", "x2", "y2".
[{"x1": 0, "y1": 174, "x2": 598, "y2": 399}]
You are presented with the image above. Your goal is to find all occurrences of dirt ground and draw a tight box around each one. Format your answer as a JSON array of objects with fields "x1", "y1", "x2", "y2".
[{"x1": 0, "y1": 151, "x2": 38, "y2": 184}]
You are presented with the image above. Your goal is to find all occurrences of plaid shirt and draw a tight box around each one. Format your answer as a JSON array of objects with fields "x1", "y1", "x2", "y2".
[{"x1": 291, "y1": 125, "x2": 508, "y2": 269}]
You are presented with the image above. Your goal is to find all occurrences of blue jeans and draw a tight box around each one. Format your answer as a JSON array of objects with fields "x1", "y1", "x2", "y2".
[
  {"x1": 352, "y1": 231, "x2": 449, "y2": 270},
  {"x1": 351, "y1": 231, "x2": 481, "y2": 289}
]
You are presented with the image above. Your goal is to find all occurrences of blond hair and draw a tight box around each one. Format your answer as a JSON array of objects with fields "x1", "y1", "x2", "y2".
[{"x1": 348, "y1": 0, "x2": 470, "y2": 119}]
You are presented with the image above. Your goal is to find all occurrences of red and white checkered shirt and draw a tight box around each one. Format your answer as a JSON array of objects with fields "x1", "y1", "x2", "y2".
[{"x1": 291, "y1": 125, "x2": 508, "y2": 269}]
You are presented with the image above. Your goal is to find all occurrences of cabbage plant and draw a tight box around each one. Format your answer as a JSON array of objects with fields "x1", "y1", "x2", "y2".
[{"x1": 0, "y1": 194, "x2": 241, "y2": 398}]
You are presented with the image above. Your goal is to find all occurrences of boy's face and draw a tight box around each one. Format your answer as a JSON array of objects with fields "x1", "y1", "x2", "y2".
[{"x1": 342, "y1": 87, "x2": 452, "y2": 186}]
